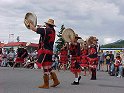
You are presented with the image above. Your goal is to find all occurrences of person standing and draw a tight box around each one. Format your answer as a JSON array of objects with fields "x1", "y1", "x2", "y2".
[
  {"x1": 105, "y1": 51, "x2": 111, "y2": 72},
  {"x1": 7, "y1": 48, "x2": 16, "y2": 67},
  {"x1": 1, "y1": 48, "x2": 7, "y2": 67},
  {"x1": 99, "y1": 50, "x2": 105, "y2": 71},
  {"x1": 109, "y1": 51, "x2": 115, "y2": 74},
  {"x1": 13, "y1": 44, "x2": 28, "y2": 69},
  {"x1": 29, "y1": 19, "x2": 60, "y2": 89},
  {"x1": 0, "y1": 48, "x2": 2, "y2": 66},
  {"x1": 114, "y1": 54, "x2": 123, "y2": 77}
]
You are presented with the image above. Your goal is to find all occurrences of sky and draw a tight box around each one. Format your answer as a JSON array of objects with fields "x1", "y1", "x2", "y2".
[{"x1": 0, "y1": 0, "x2": 124, "y2": 45}]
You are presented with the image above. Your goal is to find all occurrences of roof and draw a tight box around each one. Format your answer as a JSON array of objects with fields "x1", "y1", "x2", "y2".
[{"x1": 4, "y1": 42, "x2": 38, "y2": 48}]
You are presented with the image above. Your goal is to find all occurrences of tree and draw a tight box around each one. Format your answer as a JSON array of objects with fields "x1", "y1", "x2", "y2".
[{"x1": 55, "y1": 24, "x2": 65, "y2": 52}]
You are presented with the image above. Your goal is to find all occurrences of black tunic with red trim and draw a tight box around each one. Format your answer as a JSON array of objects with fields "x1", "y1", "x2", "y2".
[
  {"x1": 88, "y1": 45, "x2": 98, "y2": 68},
  {"x1": 69, "y1": 43, "x2": 81, "y2": 73},
  {"x1": 80, "y1": 49, "x2": 88, "y2": 67},
  {"x1": 36, "y1": 27, "x2": 55, "y2": 66}
]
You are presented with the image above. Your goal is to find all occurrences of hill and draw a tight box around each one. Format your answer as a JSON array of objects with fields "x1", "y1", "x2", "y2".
[{"x1": 101, "y1": 39, "x2": 124, "y2": 48}]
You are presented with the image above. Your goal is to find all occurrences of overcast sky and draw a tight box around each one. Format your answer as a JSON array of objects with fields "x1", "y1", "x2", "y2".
[{"x1": 0, "y1": 0, "x2": 124, "y2": 45}]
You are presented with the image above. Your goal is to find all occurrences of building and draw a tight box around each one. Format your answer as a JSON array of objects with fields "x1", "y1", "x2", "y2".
[{"x1": 3, "y1": 42, "x2": 38, "y2": 52}]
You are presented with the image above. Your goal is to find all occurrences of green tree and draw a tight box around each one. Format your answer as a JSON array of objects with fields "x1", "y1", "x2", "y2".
[{"x1": 55, "y1": 24, "x2": 65, "y2": 52}]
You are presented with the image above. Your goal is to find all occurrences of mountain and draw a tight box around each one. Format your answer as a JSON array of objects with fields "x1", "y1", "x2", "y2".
[{"x1": 101, "y1": 39, "x2": 124, "y2": 48}]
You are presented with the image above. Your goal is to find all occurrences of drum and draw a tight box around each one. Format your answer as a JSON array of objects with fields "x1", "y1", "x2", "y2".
[{"x1": 24, "y1": 12, "x2": 37, "y2": 29}]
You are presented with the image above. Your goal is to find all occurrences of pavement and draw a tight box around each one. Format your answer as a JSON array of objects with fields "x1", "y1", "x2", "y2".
[{"x1": 0, "y1": 67, "x2": 124, "y2": 93}]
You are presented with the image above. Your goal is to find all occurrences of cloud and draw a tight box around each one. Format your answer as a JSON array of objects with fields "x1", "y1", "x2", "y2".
[{"x1": 0, "y1": 0, "x2": 124, "y2": 45}]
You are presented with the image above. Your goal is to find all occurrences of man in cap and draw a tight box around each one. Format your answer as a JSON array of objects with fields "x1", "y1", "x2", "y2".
[{"x1": 29, "y1": 19, "x2": 60, "y2": 89}]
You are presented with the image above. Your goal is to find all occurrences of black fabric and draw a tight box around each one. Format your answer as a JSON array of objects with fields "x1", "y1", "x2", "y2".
[
  {"x1": 36, "y1": 28, "x2": 55, "y2": 51},
  {"x1": 37, "y1": 53, "x2": 52, "y2": 63},
  {"x1": 17, "y1": 48, "x2": 28, "y2": 58},
  {"x1": 74, "y1": 61, "x2": 81, "y2": 69},
  {"x1": 70, "y1": 43, "x2": 81, "y2": 56}
]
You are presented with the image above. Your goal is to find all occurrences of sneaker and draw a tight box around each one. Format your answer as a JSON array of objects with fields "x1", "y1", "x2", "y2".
[
  {"x1": 71, "y1": 81, "x2": 79, "y2": 85},
  {"x1": 117, "y1": 75, "x2": 121, "y2": 78}
]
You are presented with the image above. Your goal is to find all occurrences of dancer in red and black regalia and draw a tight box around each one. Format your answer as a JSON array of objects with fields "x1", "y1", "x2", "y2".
[
  {"x1": 59, "y1": 44, "x2": 68, "y2": 71},
  {"x1": 29, "y1": 19, "x2": 60, "y2": 89},
  {"x1": 13, "y1": 44, "x2": 28, "y2": 69},
  {"x1": 87, "y1": 36, "x2": 98, "y2": 80},
  {"x1": 69, "y1": 34, "x2": 82, "y2": 85},
  {"x1": 80, "y1": 41, "x2": 88, "y2": 76}
]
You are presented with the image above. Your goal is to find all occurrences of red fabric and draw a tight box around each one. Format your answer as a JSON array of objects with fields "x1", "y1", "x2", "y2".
[
  {"x1": 80, "y1": 64, "x2": 88, "y2": 67},
  {"x1": 80, "y1": 55, "x2": 88, "y2": 67},
  {"x1": 36, "y1": 61, "x2": 52, "y2": 68},
  {"x1": 36, "y1": 62, "x2": 42, "y2": 69},
  {"x1": 59, "y1": 49, "x2": 68, "y2": 64},
  {"x1": 70, "y1": 56, "x2": 81, "y2": 73},
  {"x1": 88, "y1": 57, "x2": 98, "y2": 68},
  {"x1": 42, "y1": 61, "x2": 52, "y2": 66},
  {"x1": 15, "y1": 57, "x2": 24, "y2": 63},
  {"x1": 89, "y1": 47, "x2": 96, "y2": 55},
  {"x1": 114, "y1": 58, "x2": 122, "y2": 67},
  {"x1": 70, "y1": 68, "x2": 81, "y2": 73},
  {"x1": 81, "y1": 49, "x2": 88, "y2": 56},
  {"x1": 38, "y1": 49, "x2": 53, "y2": 56},
  {"x1": 59, "y1": 57, "x2": 68, "y2": 64}
]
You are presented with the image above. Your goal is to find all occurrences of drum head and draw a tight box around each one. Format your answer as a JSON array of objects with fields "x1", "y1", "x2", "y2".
[
  {"x1": 77, "y1": 39, "x2": 85, "y2": 48},
  {"x1": 77, "y1": 39, "x2": 84, "y2": 43},
  {"x1": 24, "y1": 12, "x2": 37, "y2": 29},
  {"x1": 62, "y1": 28, "x2": 76, "y2": 42}
]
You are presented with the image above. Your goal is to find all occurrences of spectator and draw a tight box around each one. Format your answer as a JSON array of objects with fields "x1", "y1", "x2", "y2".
[
  {"x1": 109, "y1": 51, "x2": 114, "y2": 74},
  {"x1": 13, "y1": 44, "x2": 28, "y2": 69},
  {"x1": 52, "y1": 53, "x2": 59, "y2": 70},
  {"x1": 114, "y1": 54, "x2": 123, "y2": 77},
  {"x1": 7, "y1": 48, "x2": 16, "y2": 67},
  {"x1": 105, "y1": 51, "x2": 111, "y2": 72},
  {"x1": 0, "y1": 48, "x2": 2, "y2": 66},
  {"x1": 99, "y1": 50, "x2": 105, "y2": 71},
  {"x1": 1, "y1": 48, "x2": 7, "y2": 67}
]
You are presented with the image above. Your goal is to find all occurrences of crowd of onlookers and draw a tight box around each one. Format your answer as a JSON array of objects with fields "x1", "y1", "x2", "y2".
[
  {"x1": 98, "y1": 50, "x2": 124, "y2": 78},
  {"x1": 0, "y1": 47, "x2": 37, "y2": 69}
]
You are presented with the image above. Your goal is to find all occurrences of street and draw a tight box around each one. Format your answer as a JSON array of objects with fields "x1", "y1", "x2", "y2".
[{"x1": 0, "y1": 67, "x2": 124, "y2": 93}]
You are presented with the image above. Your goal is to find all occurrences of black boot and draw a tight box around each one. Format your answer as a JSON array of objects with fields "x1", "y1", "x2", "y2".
[{"x1": 91, "y1": 69, "x2": 96, "y2": 80}]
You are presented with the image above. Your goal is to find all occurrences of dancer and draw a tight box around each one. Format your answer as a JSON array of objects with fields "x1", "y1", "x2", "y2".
[
  {"x1": 69, "y1": 34, "x2": 81, "y2": 85},
  {"x1": 59, "y1": 44, "x2": 68, "y2": 71},
  {"x1": 87, "y1": 36, "x2": 99, "y2": 80},
  {"x1": 29, "y1": 19, "x2": 60, "y2": 89},
  {"x1": 80, "y1": 41, "x2": 88, "y2": 76}
]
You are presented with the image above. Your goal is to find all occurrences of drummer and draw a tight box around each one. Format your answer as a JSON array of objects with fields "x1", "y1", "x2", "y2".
[
  {"x1": 29, "y1": 18, "x2": 60, "y2": 89},
  {"x1": 69, "y1": 34, "x2": 82, "y2": 85}
]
